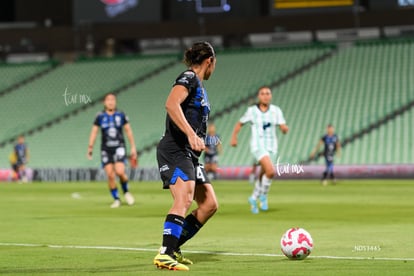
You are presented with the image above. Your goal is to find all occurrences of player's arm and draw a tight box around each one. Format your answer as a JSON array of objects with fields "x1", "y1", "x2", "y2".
[
  {"x1": 124, "y1": 123, "x2": 137, "y2": 160},
  {"x1": 230, "y1": 121, "x2": 244, "y2": 147},
  {"x1": 336, "y1": 140, "x2": 341, "y2": 158},
  {"x1": 25, "y1": 147, "x2": 30, "y2": 163},
  {"x1": 217, "y1": 142, "x2": 223, "y2": 155},
  {"x1": 87, "y1": 125, "x2": 99, "y2": 160},
  {"x1": 165, "y1": 85, "x2": 205, "y2": 152},
  {"x1": 279, "y1": 124, "x2": 289, "y2": 134},
  {"x1": 310, "y1": 140, "x2": 323, "y2": 159}
]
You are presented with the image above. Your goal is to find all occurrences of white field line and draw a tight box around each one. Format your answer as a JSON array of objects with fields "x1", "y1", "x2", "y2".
[{"x1": 1, "y1": 242, "x2": 413, "y2": 262}]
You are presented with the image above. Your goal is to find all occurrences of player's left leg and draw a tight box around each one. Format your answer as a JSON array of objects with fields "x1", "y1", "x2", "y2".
[
  {"x1": 192, "y1": 183, "x2": 218, "y2": 225},
  {"x1": 327, "y1": 161, "x2": 336, "y2": 184},
  {"x1": 322, "y1": 158, "x2": 329, "y2": 186},
  {"x1": 175, "y1": 183, "x2": 218, "y2": 264},
  {"x1": 18, "y1": 164, "x2": 28, "y2": 183},
  {"x1": 175, "y1": 167, "x2": 218, "y2": 264}
]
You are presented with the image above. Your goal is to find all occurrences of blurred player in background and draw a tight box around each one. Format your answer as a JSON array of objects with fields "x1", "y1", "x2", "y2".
[
  {"x1": 203, "y1": 122, "x2": 222, "y2": 180},
  {"x1": 10, "y1": 135, "x2": 29, "y2": 182},
  {"x1": 310, "y1": 124, "x2": 341, "y2": 185},
  {"x1": 154, "y1": 41, "x2": 218, "y2": 271},
  {"x1": 231, "y1": 86, "x2": 288, "y2": 214},
  {"x1": 87, "y1": 93, "x2": 137, "y2": 208}
]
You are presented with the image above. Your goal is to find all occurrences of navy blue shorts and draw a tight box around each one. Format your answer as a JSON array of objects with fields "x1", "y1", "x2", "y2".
[
  {"x1": 157, "y1": 144, "x2": 210, "y2": 189},
  {"x1": 101, "y1": 147, "x2": 126, "y2": 167}
]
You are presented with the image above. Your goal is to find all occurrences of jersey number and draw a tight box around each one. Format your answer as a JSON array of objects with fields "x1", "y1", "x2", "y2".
[{"x1": 196, "y1": 165, "x2": 206, "y2": 182}]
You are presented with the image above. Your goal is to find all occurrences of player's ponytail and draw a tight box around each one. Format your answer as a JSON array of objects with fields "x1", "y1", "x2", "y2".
[{"x1": 184, "y1": 41, "x2": 215, "y2": 67}]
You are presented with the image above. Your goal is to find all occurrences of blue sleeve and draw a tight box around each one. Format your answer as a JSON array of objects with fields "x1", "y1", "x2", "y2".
[
  {"x1": 122, "y1": 112, "x2": 129, "y2": 125},
  {"x1": 174, "y1": 70, "x2": 197, "y2": 92},
  {"x1": 93, "y1": 114, "x2": 101, "y2": 126}
]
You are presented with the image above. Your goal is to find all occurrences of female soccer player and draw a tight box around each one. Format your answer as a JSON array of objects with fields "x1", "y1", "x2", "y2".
[
  {"x1": 87, "y1": 93, "x2": 137, "y2": 208},
  {"x1": 231, "y1": 86, "x2": 289, "y2": 214},
  {"x1": 203, "y1": 122, "x2": 222, "y2": 180},
  {"x1": 153, "y1": 41, "x2": 218, "y2": 271},
  {"x1": 310, "y1": 124, "x2": 341, "y2": 185},
  {"x1": 11, "y1": 135, "x2": 29, "y2": 182}
]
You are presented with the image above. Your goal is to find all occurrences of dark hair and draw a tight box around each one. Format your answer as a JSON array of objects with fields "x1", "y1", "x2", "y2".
[
  {"x1": 104, "y1": 93, "x2": 116, "y2": 100},
  {"x1": 257, "y1": 86, "x2": 271, "y2": 95},
  {"x1": 184, "y1": 41, "x2": 215, "y2": 67}
]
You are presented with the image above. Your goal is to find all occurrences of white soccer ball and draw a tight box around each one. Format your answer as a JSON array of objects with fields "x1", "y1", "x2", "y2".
[{"x1": 280, "y1": 227, "x2": 313, "y2": 260}]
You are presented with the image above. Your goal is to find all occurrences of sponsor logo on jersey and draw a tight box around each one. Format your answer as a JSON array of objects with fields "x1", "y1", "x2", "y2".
[
  {"x1": 183, "y1": 71, "x2": 195, "y2": 77},
  {"x1": 177, "y1": 77, "x2": 189, "y2": 84},
  {"x1": 115, "y1": 115, "x2": 121, "y2": 127},
  {"x1": 263, "y1": 122, "x2": 271, "y2": 130},
  {"x1": 160, "y1": 164, "x2": 169, "y2": 172}
]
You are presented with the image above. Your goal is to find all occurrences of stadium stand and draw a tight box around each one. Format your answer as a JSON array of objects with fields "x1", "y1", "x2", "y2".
[
  {"x1": 111, "y1": 45, "x2": 334, "y2": 167},
  {"x1": 0, "y1": 61, "x2": 56, "y2": 95},
  {"x1": 0, "y1": 45, "x2": 331, "y2": 168},
  {"x1": 1, "y1": 39, "x2": 413, "y2": 170},
  {"x1": 218, "y1": 39, "x2": 414, "y2": 166},
  {"x1": 0, "y1": 55, "x2": 178, "y2": 145}
]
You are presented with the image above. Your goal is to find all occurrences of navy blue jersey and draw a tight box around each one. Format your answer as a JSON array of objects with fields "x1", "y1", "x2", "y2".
[
  {"x1": 94, "y1": 110, "x2": 129, "y2": 149},
  {"x1": 162, "y1": 70, "x2": 210, "y2": 157},
  {"x1": 14, "y1": 143, "x2": 27, "y2": 163},
  {"x1": 321, "y1": 134, "x2": 339, "y2": 159},
  {"x1": 205, "y1": 134, "x2": 220, "y2": 156}
]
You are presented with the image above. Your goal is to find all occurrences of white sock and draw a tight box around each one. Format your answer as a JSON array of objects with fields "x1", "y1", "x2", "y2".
[
  {"x1": 261, "y1": 175, "x2": 272, "y2": 196},
  {"x1": 251, "y1": 180, "x2": 262, "y2": 200}
]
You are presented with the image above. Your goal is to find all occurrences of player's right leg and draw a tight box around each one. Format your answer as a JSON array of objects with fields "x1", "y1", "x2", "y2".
[
  {"x1": 154, "y1": 177, "x2": 193, "y2": 271},
  {"x1": 154, "y1": 146, "x2": 195, "y2": 270},
  {"x1": 104, "y1": 163, "x2": 121, "y2": 208},
  {"x1": 249, "y1": 171, "x2": 262, "y2": 214},
  {"x1": 257, "y1": 155, "x2": 275, "y2": 211}
]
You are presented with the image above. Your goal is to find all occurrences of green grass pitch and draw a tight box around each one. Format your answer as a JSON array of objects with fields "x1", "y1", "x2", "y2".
[{"x1": 1, "y1": 179, "x2": 413, "y2": 275}]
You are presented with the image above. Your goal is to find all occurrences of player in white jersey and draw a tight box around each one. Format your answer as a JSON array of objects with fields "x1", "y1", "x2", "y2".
[{"x1": 231, "y1": 86, "x2": 288, "y2": 214}]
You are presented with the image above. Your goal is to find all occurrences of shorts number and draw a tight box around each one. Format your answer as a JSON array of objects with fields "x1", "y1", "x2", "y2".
[{"x1": 196, "y1": 165, "x2": 206, "y2": 182}]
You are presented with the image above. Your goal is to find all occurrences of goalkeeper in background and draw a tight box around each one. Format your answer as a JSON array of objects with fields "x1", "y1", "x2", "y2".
[{"x1": 310, "y1": 124, "x2": 341, "y2": 185}]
